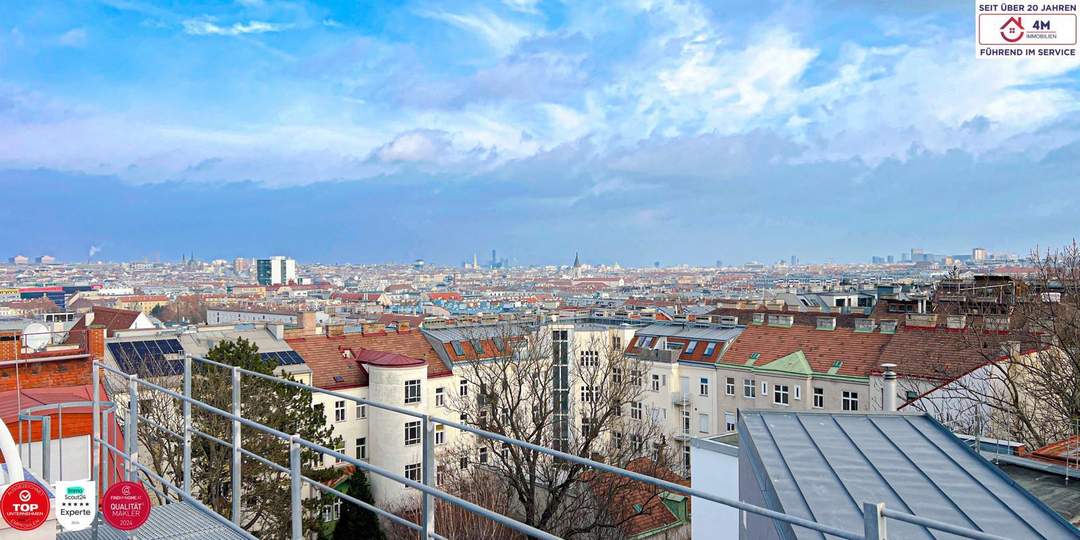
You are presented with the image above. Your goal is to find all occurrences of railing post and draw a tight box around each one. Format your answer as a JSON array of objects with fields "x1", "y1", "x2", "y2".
[
  {"x1": 290, "y1": 434, "x2": 302, "y2": 540},
  {"x1": 863, "y1": 502, "x2": 886, "y2": 540},
  {"x1": 126, "y1": 374, "x2": 139, "y2": 481},
  {"x1": 231, "y1": 366, "x2": 242, "y2": 525},
  {"x1": 40, "y1": 416, "x2": 50, "y2": 484},
  {"x1": 183, "y1": 355, "x2": 192, "y2": 495},
  {"x1": 422, "y1": 414, "x2": 435, "y2": 538},
  {"x1": 100, "y1": 409, "x2": 109, "y2": 493},
  {"x1": 92, "y1": 362, "x2": 100, "y2": 489}
]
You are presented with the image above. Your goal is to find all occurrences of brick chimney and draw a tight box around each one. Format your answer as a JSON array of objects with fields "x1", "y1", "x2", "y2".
[
  {"x1": 397, "y1": 321, "x2": 411, "y2": 332},
  {"x1": 326, "y1": 323, "x2": 345, "y2": 337},
  {"x1": 362, "y1": 323, "x2": 385, "y2": 335},
  {"x1": 88, "y1": 324, "x2": 107, "y2": 360},
  {"x1": 300, "y1": 311, "x2": 317, "y2": 335},
  {"x1": 0, "y1": 331, "x2": 18, "y2": 360}
]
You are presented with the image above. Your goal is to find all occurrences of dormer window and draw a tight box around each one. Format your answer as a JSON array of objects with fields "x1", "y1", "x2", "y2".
[
  {"x1": 752, "y1": 313, "x2": 765, "y2": 325},
  {"x1": 816, "y1": 317, "x2": 836, "y2": 331},
  {"x1": 854, "y1": 319, "x2": 876, "y2": 333},
  {"x1": 341, "y1": 348, "x2": 354, "y2": 359}
]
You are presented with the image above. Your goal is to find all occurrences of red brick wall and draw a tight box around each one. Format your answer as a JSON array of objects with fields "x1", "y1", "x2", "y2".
[
  {"x1": 88, "y1": 325, "x2": 106, "y2": 360},
  {"x1": 0, "y1": 357, "x2": 92, "y2": 392},
  {"x1": 0, "y1": 332, "x2": 17, "y2": 360}
]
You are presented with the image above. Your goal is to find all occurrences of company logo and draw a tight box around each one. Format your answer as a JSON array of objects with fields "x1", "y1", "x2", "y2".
[
  {"x1": 102, "y1": 481, "x2": 150, "y2": 531},
  {"x1": 56, "y1": 480, "x2": 97, "y2": 531},
  {"x1": 1000, "y1": 16, "x2": 1025, "y2": 42},
  {"x1": 1, "y1": 480, "x2": 50, "y2": 531}
]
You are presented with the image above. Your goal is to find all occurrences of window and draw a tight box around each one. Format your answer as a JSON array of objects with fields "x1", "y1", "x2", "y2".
[
  {"x1": 794, "y1": 386, "x2": 801, "y2": 400},
  {"x1": 701, "y1": 377, "x2": 711, "y2": 396},
  {"x1": 405, "y1": 463, "x2": 421, "y2": 482},
  {"x1": 685, "y1": 340, "x2": 698, "y2": 354},
  {"x1": 699, "y1": 413, "x2": 709, "y2": 433},
  {"x1": 459, "y1": 379, "x2": 468, "y2": 397},
  {"x1": 613, "y1": 431, "x2": 624, "y2": 449},
  {"x1": 435, "y1": 387, "x2": 445, "y2": 407},
  {"x1": 580, "y1": 350, "x2": 599, "y2": 367},
  {"x1": 631, "y1": 370, "x2": 643, "y2": 386},
  {"x1": 682, "y1": 410, "x2": 691, "y2": 434},
  {"x1": 613, "y1": 400, "x2": 623, "y2": 417},
  {"x1": 405, "y1": 420, "x2": 421, "y2": 446},
  {"x1": 459, "y1": 456, "x2": 469, "y2": 470},
  {"x1": 581, "y1": 385, "x2": 596, "y2": 403},
  {"x1": 478, "y1": 447, "x2": 489, "y2": 464},
  {"x1": 435, "y1": 424, "x2": 445, "y2": 445},
  {"x1": 724, "y1": 377, "x2": 734, "y2": 396},
  {"x1": 813, "y1": 387, "x2": 824, "y2": 408},
  {"x1": 773, "y1": 385, "x2": 789, "y2": 405},
  {"x1": 683, "y1": 445, "x2": 691, "y2": 470},
  {"x1": 744, "y1": 378, "x2": 756, "y2": 398},
  {"x1": 322, "y1": 498, "x2": 342, "y2": 522},
  {"x1": 725, "y1": 412, "x2": 736, "y2": 432},
  {"x1": 612, "y1": 336, "x2": 622, "y2": 349},
  {"x1": 703, "y1": 342, "x2": 717, "y2": 357},
  {"x1": 334, "y1": 400, "x2": 346, "y2": 423},
  {"x1": 905, "y1": 390, "x2": 918, "y2": 401},
  {"x1": 631, "y1": 401, "x2": 643, "y2": 420},
  {"x1": 581, "y1": 417, "x2": 593, "y2": 438},
  {"x1": 334, "y1": 441, "x2": 345, "y2": 463},
  {"x1": 631, "y1": 434, "x2": 644, "y2": 453},
  {"x1": 842, "y1": 391, "x2": 860, "y2": 411},
  {"x1": 761, "y1": 382, "x2": 769, "y2": 396},
  {"x1": 355, "y1": 437, "x2": 367, "y2": 460},
  {"x1": 450, "y1": 341, "x2": 465, "y2": 356},
  {"x1": 405, "y1": 379, "x2": 421, "y2": 404},
  {"x1": 356, "y1": 403, "x2": 366, "y2": 419},
  {"x1": 612, "y1": 367, "x2": 623, "y2": 384},
  {"x1": 651, "y1": 374, "x2": 662, "y2": 392}
]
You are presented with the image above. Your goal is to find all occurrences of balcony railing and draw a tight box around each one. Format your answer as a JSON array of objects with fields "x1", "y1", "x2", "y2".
[{"x1": 78, "y1": 355, "x2": 1018, "y2": 540}]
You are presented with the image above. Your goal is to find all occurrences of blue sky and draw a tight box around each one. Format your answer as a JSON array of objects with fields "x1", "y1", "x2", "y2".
[{"x1": 1, "y1": 0, "x2": 1078, "y2": 265}]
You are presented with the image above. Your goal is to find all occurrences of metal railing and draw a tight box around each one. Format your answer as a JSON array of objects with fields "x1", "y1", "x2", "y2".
[{"x1": 87, "y1": 355, "x2": 1017, "y2": 540}]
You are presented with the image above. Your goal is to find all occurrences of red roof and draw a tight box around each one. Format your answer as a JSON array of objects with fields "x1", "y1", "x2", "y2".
[
  {"x1": 721, "y1": 323, "x2": 891, "y2": 377},
  {"x1": 287, "y1": 329, "x2": 450, "y2": 390},
  {"x1": 0, "y1": 384, "x2": 100, "y2": 424},
  {"x1": 586, "y1": 458, "x2": 689, "y2": 536},
  {"x1": 354, "y1": 349, "x2": 426, "y2": 368},
  {"x1": 69, "y1": 306, "x2": 142, "y2": 338}
]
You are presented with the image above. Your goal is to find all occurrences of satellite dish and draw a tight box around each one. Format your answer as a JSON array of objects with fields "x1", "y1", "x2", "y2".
[{"x1": 22, "y1": 322, "x2": 50, "y2": 351}]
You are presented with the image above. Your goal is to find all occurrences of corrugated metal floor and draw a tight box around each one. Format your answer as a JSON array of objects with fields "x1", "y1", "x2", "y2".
[{"x1": 58, "y1": 502, "x2": 250, "y2": 540}]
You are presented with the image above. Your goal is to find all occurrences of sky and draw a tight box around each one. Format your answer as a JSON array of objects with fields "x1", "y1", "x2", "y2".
[{"x1": 1, "y1": 0, "x2": 1079, "y2": 266}]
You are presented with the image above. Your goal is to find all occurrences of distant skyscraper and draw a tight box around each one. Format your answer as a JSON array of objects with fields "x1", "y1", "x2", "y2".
[
  {"x1": 233, "y1": 257, "x2": 251, "y2": 275},
  {"x1": 972, "y1": 247, "x2": 988, "y2": 261},
  {"x1": 790, "y1": 255, "x2": 797, "y2": 266},
  {"x1": 491, "y1": 249, "x2": 497, "y2": 268},
  {"x1": 887, "y1": 255, "x2": 894, "y2": 263},
  {"x1": 256, "y1": 256, "x2": 296, "y2": 285}
]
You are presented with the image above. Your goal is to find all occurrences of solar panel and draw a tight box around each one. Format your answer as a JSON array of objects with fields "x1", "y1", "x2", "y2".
[
  {"x1": 260, "y1": 350, "x2": 305, "y2": 366},
  {"x1": 108, "y1": 339, "x2": 184, "y2": 377}
]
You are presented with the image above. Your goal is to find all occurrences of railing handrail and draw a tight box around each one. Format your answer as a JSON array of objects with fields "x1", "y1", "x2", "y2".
[{"x1": 89, "y1": 356, "x2": 1019, "y2": 540}]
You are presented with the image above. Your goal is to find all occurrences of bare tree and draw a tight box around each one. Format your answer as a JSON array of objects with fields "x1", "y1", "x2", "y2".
[
  {"x1": 437, "y1": 323, "x2": 677, "y2": 539},
  {"x1": 904, "y1": 242, "x2": 1080, "y2": 449}
]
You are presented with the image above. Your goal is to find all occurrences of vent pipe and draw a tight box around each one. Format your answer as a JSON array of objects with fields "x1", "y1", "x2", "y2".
[{"x1": 882, "y1": 363, "x2": 898, "y2": 412}]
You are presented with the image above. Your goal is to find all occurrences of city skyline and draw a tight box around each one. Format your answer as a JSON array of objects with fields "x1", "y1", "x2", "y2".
[{"x1": 2, "y1": 1, "x2": 1079, "y2": 264}]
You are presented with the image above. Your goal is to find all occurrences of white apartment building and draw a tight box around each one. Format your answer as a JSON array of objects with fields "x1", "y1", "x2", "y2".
[{"x1": 257, "y1": 256, "x2": 297, "y2": 286}]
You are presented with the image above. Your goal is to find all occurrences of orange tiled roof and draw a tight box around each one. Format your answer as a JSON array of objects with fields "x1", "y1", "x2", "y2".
[
  {"x1": 720, "y1": 323, "x2": 891, "y2": 377},
  {"x1": 287, "y1": 329, "x2": 450, "y2": 390}
]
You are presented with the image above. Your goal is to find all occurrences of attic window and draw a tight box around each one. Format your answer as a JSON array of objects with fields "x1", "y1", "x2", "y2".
[
  {"x1": 702, "y1": 342, "x2": 717, "y2": 357},
  {"x1": 685, "y1": 341, "x2": 698, "y2": 354},
  {"x1": 450, "y1": 341, "x2": 465, "y2": 356},
  {"x1": 767, "y1": 314, "x2": 794, "y2": 328},
  {"x1": 854, "y1": 319, "x2": 876, "y2": 333},
  {"x1": 752, "y1": 313, "x2": 765, "y2": 325},
  {"x1": 750, "y1": 352, "x2": 760, "y2": 360},
  {"x1": 816, "y1": 317, "x2": 837, "y2": 331},
  {"x1": 470, "y1": 339, "x2": 485, "y2": 354},
  {"x1": 633, "y1": 503, "x2": 644, "y2": 514},
  {"x1": 880, "y1": 320, "x2": 898, "y2": 334},
  {"x1": 341, "y1": 348, "x2": 354, "y2": 359},
  {"x1": 333, "y1": 375, "x2": 344, "y2": 383},
  {"x1": 493, "y1": 337, "x2": 505, "y2": 353}
]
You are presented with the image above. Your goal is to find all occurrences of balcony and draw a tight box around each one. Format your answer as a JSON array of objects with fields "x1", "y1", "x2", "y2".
[
  {"x1": 673, "y1": 393, "x2": 691, "y2": 407},
  {"x1": 674, "y1": 432, "x2": 691, "y2": 442}
]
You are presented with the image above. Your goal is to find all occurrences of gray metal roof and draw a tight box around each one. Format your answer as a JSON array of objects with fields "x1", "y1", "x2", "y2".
[
  {"x1": 635, "y1": 322, "x2": 743, "y2": 342},
  {"x1": 740, "y1": 411, "x2": 1080, "y2": 540},
  {"x1": 58, "y1": 501, "x2": 250, "y2": 539}
]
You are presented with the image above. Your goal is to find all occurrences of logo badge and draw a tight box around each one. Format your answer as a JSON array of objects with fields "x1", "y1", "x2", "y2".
[
  {"x1": 1, "y1": 480, "x2": 51, "y2": 531},
  {"x1": 101, "y1": 481, "x2": 151, "y2": 531},
  {"x1": 55, "y1": 480, "x2": 96, "y2": 531}
]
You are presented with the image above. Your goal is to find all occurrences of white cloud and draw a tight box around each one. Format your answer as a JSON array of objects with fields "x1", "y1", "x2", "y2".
[
  {"x1": 503, "y1": 0, "x2": 541, "y2": 15},
  {"x1": 416, "y1": 8, "x2": 531, "y2": 52},
  {"x1": 58, "y1": 28, "x2": 88, "y2": 47},
  {"x1": 182, "y1": 19, "x2": 290, "y2": 36},
  {"x1": 372, "y1": 130, "x2": 452, "y2": 163}
]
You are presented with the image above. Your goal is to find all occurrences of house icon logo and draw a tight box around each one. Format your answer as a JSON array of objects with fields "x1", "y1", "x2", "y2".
[{"x1": 999, "y1": 16, "x2": 1024, "y2": 42}]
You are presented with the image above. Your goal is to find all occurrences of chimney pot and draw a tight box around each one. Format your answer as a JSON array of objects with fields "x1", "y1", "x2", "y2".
[{"x1": 881, "y1": 363, "x2": 898, "y2": 412}]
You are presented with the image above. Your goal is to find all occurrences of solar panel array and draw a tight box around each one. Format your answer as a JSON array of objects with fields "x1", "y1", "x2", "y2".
[
  {"x1": 108, "y1": 339, "x2": 185, "y2": 376},
  {"x1": 260, "y1": 350, "x2": 305, "y2": 366}
]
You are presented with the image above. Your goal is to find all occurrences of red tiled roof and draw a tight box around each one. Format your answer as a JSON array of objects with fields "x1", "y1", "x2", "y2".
[
  {"x1": 586, "y1": 458, "x2": 689, "y2": 536},
  {"x1": 354, "y1": 349, "x2": 426, "y2": 368},
  {"x1": 67, "y1": 306, "x2": 143, "y2": 345},
  {"x1": 721, "y1": 323, "x2": 891, "y2": 377},
  {"x1": 377, "y1": 313, "x2": 427, "y2": 326},
  {"x1": 287, "y1": 329, "x2": 450, "y2": 390},
  {"x1": 1023, "y1": 436, "x2": 1079, "y2": 467}
]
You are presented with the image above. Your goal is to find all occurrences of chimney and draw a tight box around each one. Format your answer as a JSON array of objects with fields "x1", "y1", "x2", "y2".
[
  {"x1": 0, "y1": 331, "x2": 17, "y2": 360},
  {"x1": 88, "y1": 324, "x2": 107, "y2": 360},
  {"x1": 300, "y1": 311, "x2": 317, "y2": 335},
  {"x1": 881, "y1": 363, "x2": 898, "y2": 412},
  {"x1": 326, "y1": 323, "x2": 345, "y2": 337},
  {"x1": 362, "y1": 323, "x2": 385, "y2": 335},
  {"x1": 270, "y1": 323, "x2": 285, "y2": 341},
  {"x1": 397, "y1": 321, "x2": 411, "y2": 332}
]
